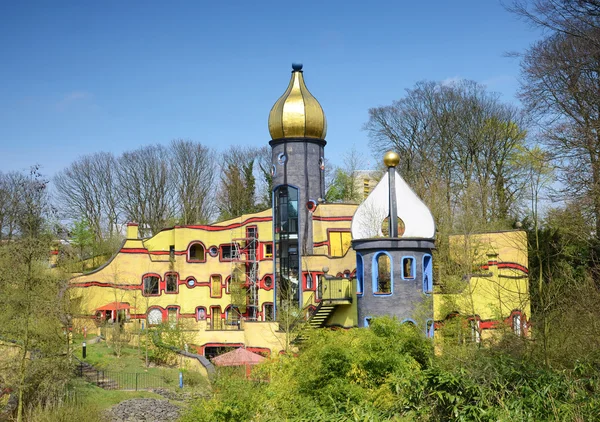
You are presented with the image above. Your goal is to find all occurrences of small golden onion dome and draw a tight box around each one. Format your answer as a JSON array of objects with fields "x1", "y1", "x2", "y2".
[
  {"x1": 383, "y1": 151, "x2": 400, "y2": 167},
  {"x1": 268, "y1": 63, "x2": 327, "y2": 140}
]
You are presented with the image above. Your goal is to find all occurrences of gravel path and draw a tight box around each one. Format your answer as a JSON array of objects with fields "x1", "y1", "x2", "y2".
[{"x1": 105, "y1": 398, "x2": 181, "y2": 422}]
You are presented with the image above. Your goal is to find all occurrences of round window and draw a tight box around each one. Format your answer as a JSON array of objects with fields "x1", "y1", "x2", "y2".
[
  {"x1": 277, "y1": 153, "x2": 287, "y2": 165},
  {"x1": 187, "y1": 278, "x2": 195, "y2": 287},
  {"x1": 264, "y1": 276, "x2": 273, "y2": 288},
  {"x1": 209, "y1": 246, "x2": 218, "y2": 257}
]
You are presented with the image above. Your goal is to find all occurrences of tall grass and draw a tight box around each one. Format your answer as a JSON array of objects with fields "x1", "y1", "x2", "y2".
[{"x1": 26, "y1": 402, "x2": 102, "y2": 422}]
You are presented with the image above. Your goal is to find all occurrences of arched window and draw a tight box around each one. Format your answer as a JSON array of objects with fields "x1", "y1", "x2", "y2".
[
  {"x1": 423, "y1": 254, "x2": 433, "y2": 294},
  {"x1": 426, "y1": 319, "x2": 434, "y2": 338},
  {"x1": 306, "y1": 273, "x2": 313, "y2": 290},
  {"x1": 402, "y1": 319, "x2": 416, "y2": 327},
  {"x1": 373, "y1": 252, "x2": 392, "y2": 295},
  {"x1": 147, "y1": 308, "x2": 162, "y2": 325},
  {"x1": 225, "y1": 306, "x2": 241, "y2": 326},
  {"x1": 188, "y1": 242, "x2": 205, "y2": 262},
  {"x1": 402, "y1": 257, "x2": 415, "y2": 280},
  {"x1": 356, "y1": 253, "x2": 364, "y2": 296},
  {"x1": 167, "y1": 307, "x2": 178, "y2": 327},
  {"x1": 196, "y1": 307, "x2": 206, "y2": 321}
]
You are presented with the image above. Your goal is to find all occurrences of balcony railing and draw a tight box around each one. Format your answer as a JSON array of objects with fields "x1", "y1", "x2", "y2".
[
  {"x1": 318, "y1": 276, "x2": 353, "y2": 302},
  {"x1": 208, "y1": 318, "x2": 242, "y2": 331}
]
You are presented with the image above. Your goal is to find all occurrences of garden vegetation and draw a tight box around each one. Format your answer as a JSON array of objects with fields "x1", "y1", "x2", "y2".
[{"x1": 182, "y1": 317, "x2": 600, "y2": 422}]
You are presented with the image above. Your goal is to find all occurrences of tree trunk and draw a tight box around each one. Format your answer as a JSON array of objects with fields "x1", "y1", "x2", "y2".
[{"x1": 16, "y1": 284, "x2": 31, "y2": 422}]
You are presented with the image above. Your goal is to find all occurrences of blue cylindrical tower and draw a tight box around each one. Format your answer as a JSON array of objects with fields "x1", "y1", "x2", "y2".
[{"x1": 351, "y1": 152, "x2": 435, "y2": 336}]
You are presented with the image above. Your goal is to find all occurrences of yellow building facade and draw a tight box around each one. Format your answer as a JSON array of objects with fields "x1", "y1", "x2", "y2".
[
  {"x1": 434, "y1": 230, "x2": 530, "y2": 342},
  {"x1": 69, "y1": 203, "x2": 358, "y2": 357}
]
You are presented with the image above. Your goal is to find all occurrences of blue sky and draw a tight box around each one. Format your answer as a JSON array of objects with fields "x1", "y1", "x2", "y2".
[{"x1": 0, "y1": 0, "x2": 541, "y2": 177}]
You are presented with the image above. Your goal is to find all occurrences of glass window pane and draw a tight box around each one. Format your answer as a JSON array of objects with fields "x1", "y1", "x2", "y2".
[{"x1": 376, "y1": 254, "x2": 391, "y2": 294}]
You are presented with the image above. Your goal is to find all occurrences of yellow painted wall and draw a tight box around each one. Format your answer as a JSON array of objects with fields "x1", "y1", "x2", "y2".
[
  {"x1": 69, "y1": 203, "x2": 528, "y2": 353},
  {"x1": 70, "y1": 206, "x2": 359, "y2": 354},
  {"x1": 434, "y1": 230, "x2": 530, "y2": 331}
]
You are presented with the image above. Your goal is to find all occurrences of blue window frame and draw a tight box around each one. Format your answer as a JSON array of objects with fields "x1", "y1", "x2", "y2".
[
  {"x1": 356, "y1": 253, "x2": 364, "y2": 296},
  {"x1": 401, "y1": 318, "x2": 417, "y2": 326},
  {"x1": 372, "y1": 252, "x2": 393, "y2": 296},
  {"x1": 402, "y1": 256, "x2": 416, "y2": 280},
  {"x1": 426, "y1": 319, "x2": 434, "y2": 338},
  {"x1": 423, "y1": 254, "x2": 433, "y2": 294}
]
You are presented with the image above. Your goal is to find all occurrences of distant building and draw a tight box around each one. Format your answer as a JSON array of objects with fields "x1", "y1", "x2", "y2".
[
  {"x1": 69, "y1": 64, "x2": 529, "y2": 362},
  {"x1": 354, "y1": 170, "x2": 380, "y2": 200}
]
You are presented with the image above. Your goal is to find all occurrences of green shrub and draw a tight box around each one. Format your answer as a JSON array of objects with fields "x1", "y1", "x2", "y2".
[{"x1": 181, "y1": 369, "x2": 208, "y2": 388}]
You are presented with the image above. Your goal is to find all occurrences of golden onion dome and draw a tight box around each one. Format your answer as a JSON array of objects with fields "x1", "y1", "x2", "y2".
[{"x1": 268, "y1": 63, "x2": 327, "y2": 140}]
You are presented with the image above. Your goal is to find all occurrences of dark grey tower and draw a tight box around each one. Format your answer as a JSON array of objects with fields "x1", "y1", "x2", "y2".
[{"x1": 268, "y1": 64, "x2": 327, "y2": 308}]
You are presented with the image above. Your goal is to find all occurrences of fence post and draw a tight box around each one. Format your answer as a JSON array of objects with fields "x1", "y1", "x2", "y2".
[{"x1": 135, "y1": 373, "x2": 138, "y2": 391}]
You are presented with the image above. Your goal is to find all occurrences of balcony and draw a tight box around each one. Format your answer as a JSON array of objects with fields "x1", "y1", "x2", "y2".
[{"x1": 318, "y1": 276, "x2": 353, "y2": 305}]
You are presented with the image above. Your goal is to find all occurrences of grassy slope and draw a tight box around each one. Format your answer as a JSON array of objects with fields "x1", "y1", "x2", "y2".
[
  {"x1": 37, "y1": 338, "x2": 211, "y2": 421},
  {"x1": 71, "y1": 335, "x2": 209, "y2": 391},
  {"x1": 72, "y1": 379, "x2": 164, "y2": 410}
]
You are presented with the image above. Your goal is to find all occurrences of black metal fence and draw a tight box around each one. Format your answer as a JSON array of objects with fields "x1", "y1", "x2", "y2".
[{"x1": 75, "y1": 363, "x2": 172, "y2": 391}]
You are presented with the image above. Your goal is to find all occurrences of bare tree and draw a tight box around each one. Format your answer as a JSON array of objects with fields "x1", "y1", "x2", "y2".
[
  {"x1": 365, "y1": 80, "x2": 529, "y2": 232},
  {"x1": 507, "y1": 1, "x2": 600, "y2": 44},
  {"x1": 517, "y1": 14, "x2": 600, "y2": 244},
  {"x1": 117, "y1": 145, "x2": 175, "y2": 237},
  {"x1": 0, "y1": 171, "x2": 28, "y2": 240},
  {"x1": 95, "y1": 152, "x2": 121, "y2": 238},
  {"x1": 54, "y1": 152, "x2": 120, "y2": 240},
  {"x1": 170, "y1": 139, "x2": 217, "y2": 225}
]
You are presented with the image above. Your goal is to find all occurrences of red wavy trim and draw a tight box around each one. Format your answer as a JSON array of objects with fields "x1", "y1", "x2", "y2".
[
  {"x1": 312, "y1": 216, "x2": 353, "y2": 222},
  {"x1": 163, "y1": 216, "x2": 272, "y2": 232},
  {"x1": 70, "y1": 281, "x2": 141, "y2": 290},
  {"x1": 480, "y1": 262, "x2": 529, "y2": 274}
]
